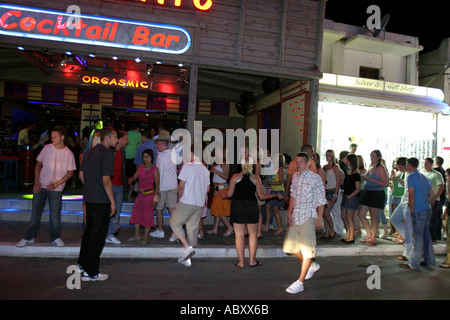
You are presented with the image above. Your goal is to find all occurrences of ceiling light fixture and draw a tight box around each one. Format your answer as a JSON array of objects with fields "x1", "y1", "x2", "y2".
[
  {"x1": 146, "y1": 64, "x2": 154, "y2": 75},
  {"x1": 135, "y1": 57, "x2": 141, "y2": 63},
  {"x1": 60, "y1": 53, "x2": 67, "y2": 66}
]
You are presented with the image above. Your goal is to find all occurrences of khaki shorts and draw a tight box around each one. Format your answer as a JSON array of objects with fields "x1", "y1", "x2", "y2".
[
  {"x1": 283, "y1": 218, "x2": 316, "y2": 259},
  {"x1": 156, "y1": 188, "x2": 178, "y2": 211}
]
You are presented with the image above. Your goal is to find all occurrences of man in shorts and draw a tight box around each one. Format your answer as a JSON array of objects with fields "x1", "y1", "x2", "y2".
[
  {"x1": 283, "y1": 152, "x2": 327, "y2": 294},
  {"x1": 150, "y1": 130, "x2": 178, "y2": 239},
  {"x1": 170, "y1": 148, "x2": 210, "y2": 267}
]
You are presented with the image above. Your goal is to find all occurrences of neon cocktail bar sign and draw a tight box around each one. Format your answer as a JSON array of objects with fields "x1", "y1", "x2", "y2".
[{"x1": 0, "y1": 3, "x2": 191, "y2": 54}]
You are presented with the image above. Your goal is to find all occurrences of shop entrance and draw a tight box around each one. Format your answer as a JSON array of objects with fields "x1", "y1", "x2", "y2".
[{"x1": 318, "y1": 101, "x2": 438, "y2": 170}]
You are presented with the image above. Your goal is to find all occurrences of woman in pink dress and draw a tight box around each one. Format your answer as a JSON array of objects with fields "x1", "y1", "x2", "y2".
[{"x1": 128, "y1": 149, "x2": 160, "y2": 245}]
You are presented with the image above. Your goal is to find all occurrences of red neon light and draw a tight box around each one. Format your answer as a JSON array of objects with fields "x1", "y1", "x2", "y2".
[
  {"x1": 156, "y1": 0, "x2": 213, "y2": 11},
  {"x1": 0, "y1": 5, "x2": 191, "y2": 54}
]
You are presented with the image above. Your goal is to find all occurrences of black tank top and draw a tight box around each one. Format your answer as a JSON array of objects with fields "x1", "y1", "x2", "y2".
[{"x1": 233, "y1": 174, "x2": 256, "y2": 201}]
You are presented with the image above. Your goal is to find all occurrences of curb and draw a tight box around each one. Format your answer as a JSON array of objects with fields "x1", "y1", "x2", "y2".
[{"x1": 1, "y1": 242, "x2": 445, "y2": 259}]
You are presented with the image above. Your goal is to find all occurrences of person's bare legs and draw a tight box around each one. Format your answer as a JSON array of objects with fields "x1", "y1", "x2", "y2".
[
  {"x1": 272, "y1": 206, "x2": 284, "y2": 235},
  {"x1": 133, "y1": 224, "x2": 141, "y2": 241},
  {"x1": 233, "y1": 223, "x2": 246, "y2": 268},
  {"x1": 155, "y1": 209, "x2": 164, "y2": 232},
  {"x1": 220, "y1": 216, "x2": 233, "y2": 235},
  {"x1": 257, "y1": 208, "x2": 263, "y2": 237},
  {"x1": 292, "y1": 252, "x2": 313, "y2": 283},
  {"x1": 367, "y1": 207, "x2": 379, "y2": 245},
  {"x1": 358, "y1": 205, "x2": 372, "y2": 242},
  {"x1": 247, "y1": 223, "x2": 259, "y2": 266},
  {"x1": 323, "y1": 201, "x2": 335, "y2": 237},
  {"x1": 344, "y1": 209, "x2": 356, "y2": 241},
  {"x1": 263, "y1": 203, "x2": 272, "y2": 232}
]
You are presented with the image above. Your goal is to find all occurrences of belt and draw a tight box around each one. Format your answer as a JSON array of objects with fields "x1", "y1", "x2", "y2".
[
  {"x1": 326, "y1": 188, "x2": 337, "y2": 193},
  {"x1": 140, "y1": 189, "x2": 154, "y2": 195},
  {"x1": 214, "y1": 184, "x2": 228, "y2": 191}
]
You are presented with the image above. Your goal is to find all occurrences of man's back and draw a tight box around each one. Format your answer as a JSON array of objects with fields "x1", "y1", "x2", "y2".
[{"x1": 408, "y1": 171, "x2": 432, "y2": 212}]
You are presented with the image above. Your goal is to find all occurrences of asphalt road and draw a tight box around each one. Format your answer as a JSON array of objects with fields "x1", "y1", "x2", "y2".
[{"x1": 1, "y1": 255, "x2": 449, "y2": 304}]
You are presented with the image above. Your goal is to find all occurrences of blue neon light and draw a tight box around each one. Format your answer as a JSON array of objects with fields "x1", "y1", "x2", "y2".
[{"x1": 0, "y1": 3, "x2": 191, "y2": 54}]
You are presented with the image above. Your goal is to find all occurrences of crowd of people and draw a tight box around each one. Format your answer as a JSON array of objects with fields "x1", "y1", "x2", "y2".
[{"x1": 9, "y1": 122, "x2": 449, "y2": 291}]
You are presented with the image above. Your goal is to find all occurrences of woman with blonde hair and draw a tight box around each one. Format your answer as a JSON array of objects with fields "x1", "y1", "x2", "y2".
[
  {"x1": 222, "y1": 157, "x2": 283, "y2": 268},
  {"x1": 322, "y1": 150, "x2": 340, "y2": 239}
]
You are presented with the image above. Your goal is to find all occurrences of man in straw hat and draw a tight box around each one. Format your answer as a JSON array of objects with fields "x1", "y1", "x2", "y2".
[{"x1": 150, "y1": 130, "x2": 178, "y2": 240}]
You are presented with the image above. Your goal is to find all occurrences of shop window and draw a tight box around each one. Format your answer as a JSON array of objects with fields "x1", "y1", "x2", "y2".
[{"x1": 359, "y1": 67, "x2": 380, "y2": 80}]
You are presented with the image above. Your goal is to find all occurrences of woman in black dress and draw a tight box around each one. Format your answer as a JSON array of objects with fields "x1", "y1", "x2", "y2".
[{"x1": 222, "y1": 158, "x2": 282, "y2": 268}]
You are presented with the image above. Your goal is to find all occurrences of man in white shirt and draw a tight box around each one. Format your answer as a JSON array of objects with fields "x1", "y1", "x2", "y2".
[
  {"x1": 284, "y1": 152, "x2": 327, "y2": 294},
  {"x1": 170, "y1": 148, "x2": 210, "y2": 266},
  {"x1": 17, "y1": 125, "x2": 76, "y2": 247},
  {"x1": 150, "y1": 130, "x2": 178, "y2": 239}
]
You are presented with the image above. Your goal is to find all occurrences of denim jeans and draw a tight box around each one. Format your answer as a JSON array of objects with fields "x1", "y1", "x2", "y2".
[
  {"x1": 24, "y1": 188, "x2": 63, "y2": 242},
  {"x1": 429, "y1": 200, "x2": 443, "y2": 240},
  {"x1": 390, "y1": 204, "x2": 413, "y2": 259},
  {"x1": 107, "y1": 185, "x2": 123, "y2": 238},
  {"x1": 410, "y1": 209, "x2": 436, "y2": 269}
]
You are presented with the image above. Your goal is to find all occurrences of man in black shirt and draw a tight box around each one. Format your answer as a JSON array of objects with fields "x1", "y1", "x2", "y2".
[
  {"x1": 433, "y1": 156, "x2": 446, "y2": 241},
  {"x1": 77, "y1": 127, "x2": 118, "y2": 281}
]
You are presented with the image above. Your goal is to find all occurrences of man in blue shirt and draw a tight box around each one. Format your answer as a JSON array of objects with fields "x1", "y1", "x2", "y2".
[
  {"x1": 402, "y1": 157, "x2": 436, "y2": 270},
  {"x1": 134, "y1": 128, "x2": 158, "y2": 167}
]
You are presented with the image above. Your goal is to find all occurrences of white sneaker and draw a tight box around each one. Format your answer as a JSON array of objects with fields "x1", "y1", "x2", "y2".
[
  {"x1": 178, "y1": 246, "x2": 195, "y2": 263},
  {"x1": 16, "y1": 238, "x2": 34, "y2": 247},
  {"x1": 52, "y1": 238, "x2": 65, "y2": 247},
  {"x1": 305, "y1": 262, "x2": 320, "y2": 280},
  {"x1": 105, "y1": 236, "x2": 121, "y2": 244},
  {"x1": 76, "y1": 264, "x2": 84, "y2": 273},
  {"x1": 81, "y1": 272, "x2": 109, "y2": 282},
  {"x1": 286, "y1": 280, "x2": 304, "y2": 294},
  {"x1": 180, "y1": 258, "x2": 192, "y2": 267},
  {"x1": 169, "y1": 233, "x2": 177, "y2": 242},
  {"x1": 149, "y1": 229, "x2": 165, "y2": 238}
]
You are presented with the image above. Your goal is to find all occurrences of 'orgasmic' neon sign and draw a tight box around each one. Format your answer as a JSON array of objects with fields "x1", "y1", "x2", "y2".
[
  {"x1": 81, "y1": 75, "x2": 150, "y2": 89},
  {"x1": 0, "y1": 3, "x2": 191, "y2": 54}
]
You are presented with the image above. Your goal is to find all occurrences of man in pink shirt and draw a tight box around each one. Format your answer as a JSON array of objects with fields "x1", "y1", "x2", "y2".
[{"x1": 17, "y1": 125, "x2": 76, "y2": 247}]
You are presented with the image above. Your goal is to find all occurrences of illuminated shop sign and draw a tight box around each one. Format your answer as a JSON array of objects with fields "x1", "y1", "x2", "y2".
[
  {"x1": 141, "y1": 0, "x2": 213, "y2": 11},
  {"x1": 0, "y1": 3, "x2": 191, "y2": 54},
  {"x1": 81, "y1": 75, "x2": 149, "y2": 89}
]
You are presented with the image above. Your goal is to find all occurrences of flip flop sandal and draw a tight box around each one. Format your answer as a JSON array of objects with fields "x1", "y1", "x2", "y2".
[{"x1": 250, "y1": 260, "x2": 262, "y2": 267}]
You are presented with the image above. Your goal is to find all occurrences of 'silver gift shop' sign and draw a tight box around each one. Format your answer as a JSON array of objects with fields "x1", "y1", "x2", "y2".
[{"x1": 0, "y1": 3, "x2": 191, "y2": 54}]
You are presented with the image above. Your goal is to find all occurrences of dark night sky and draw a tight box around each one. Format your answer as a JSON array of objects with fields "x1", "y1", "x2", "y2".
[{"x1": 324, "y1": 0, "x2": 450, "y2": 53}]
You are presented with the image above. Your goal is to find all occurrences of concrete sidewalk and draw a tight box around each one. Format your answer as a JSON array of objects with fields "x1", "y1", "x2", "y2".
[
  {"x1": 0, "y1": 191, "x2": 446, "y2": 260},
  {"x1": 1, "y1": 220, "x2": 446, "y2": 259}
]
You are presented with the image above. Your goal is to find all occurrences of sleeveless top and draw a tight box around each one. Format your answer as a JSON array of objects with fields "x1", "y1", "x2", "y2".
[
  {"x1": 212, "y1": 164, "x2": 227, "y2": 184},
  {"x1": 233, "y1": 174, "x2": 256, "y2": 201},
  {"x1": 325, "y1": 166, "x2": 337, "y2": 189},
  {"x1": 138, "y1": 165, "x2": 156, "y2": 191},
  {"x1": 364, "y1": 167, "x2": 384, "y2": 191},
  {"x1": 392, "y1": 172, "x2": 405, "y2": 198},
  {"x1": 270, "y1": 171, "x2": 284, "y2": 191}
]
